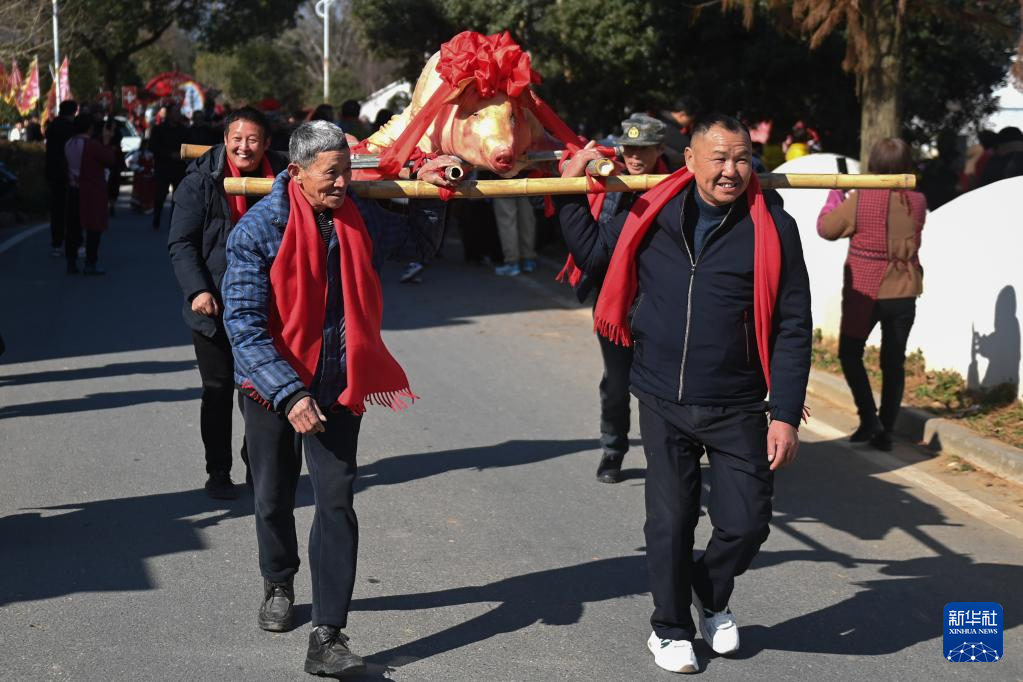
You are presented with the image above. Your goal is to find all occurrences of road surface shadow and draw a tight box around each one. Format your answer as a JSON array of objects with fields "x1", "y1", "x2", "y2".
[
  {"x1": 730, "y1": 435, "x2": 1022, "y2": 658},
  {"x1": 353, "y1": 553, "x2": 648, "y2": 668},
  {"x1": 0, "y1": 359, "x2": 197, "y2": 387},
  {"x1": 358, "y1": 438, "x2": 594, "y2": 492},
  {"x1": 0, "y1": 438, "x2": 590, "y2": 607},
  {"x1": 0, "y1": 387, "x2": 200, "y2": 419}
]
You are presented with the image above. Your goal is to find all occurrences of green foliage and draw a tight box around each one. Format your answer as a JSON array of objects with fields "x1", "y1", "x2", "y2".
[
  {"x1": 351, "y1": 0, "x2": 1018, "y2": 152},
  {"x1": 224, "y1": 41, "x2": 308, "y2": 110},
  {"x1": 913, "y1": 369, "x2": 969, "y2": 411},
  {"x1": 61, "y1": 0, "x2": 304, "y2": 93},
  {"x1": 901, "y1": 0, "x2": 1020, "y2": 142},
  {"x1": 193, "y1": 52, "x2": 236, "y2": 102}
]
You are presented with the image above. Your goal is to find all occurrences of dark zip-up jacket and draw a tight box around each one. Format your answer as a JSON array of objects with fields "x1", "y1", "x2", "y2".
[
  {"x1": 571, "y1": 191, "x2": 636, "y2": 304},
  {"x1": 558, "y1": 184, "x2": 812, "y2": 427},
  {"x1": 167, "y1": 145, "x2": 289, "y2": 337}
]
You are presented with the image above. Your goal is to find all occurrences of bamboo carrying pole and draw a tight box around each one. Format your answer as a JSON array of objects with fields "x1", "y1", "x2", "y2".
[
  {"x1": 179, "y1": 144, "x2": 616, "y2": 177},
  {"x1": 223, "y1": 172, "x2": 916, "y2": 199}
]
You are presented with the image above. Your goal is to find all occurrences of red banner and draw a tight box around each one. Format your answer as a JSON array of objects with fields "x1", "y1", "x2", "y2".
[
  {"x1": 98, "y1": 89, "x2": 113, "y2": 111},
  {"x1": 7, "y1": 60, "x2": 22, "y2": 106},
  {"x1": 57, "y1": 56, "x2": 71, "y2": 102},
  {"x1": 15, "y1": 58, "x2": 40, "y2": 116},
  {"x1": 121, "y1": 85, "x2": 137, "y2": 110}
]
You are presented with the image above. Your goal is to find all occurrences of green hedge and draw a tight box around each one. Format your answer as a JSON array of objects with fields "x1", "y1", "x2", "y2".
[{"x1": 0, "y1": 141, "x2": 49, "y2": 218}]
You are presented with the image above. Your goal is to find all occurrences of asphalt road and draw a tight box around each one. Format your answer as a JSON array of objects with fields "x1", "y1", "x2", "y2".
[{"x1": 1, "y1": 203, "x2": 1021, "y2": 681}]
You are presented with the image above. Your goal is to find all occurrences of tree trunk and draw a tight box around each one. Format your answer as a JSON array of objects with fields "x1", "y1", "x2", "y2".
[
  {"x1": 104, "y1": 61, "x2": 119, "y2": 95},
  {"x1": 858, "y1": 1, "x2": 903, "y2": 164}
]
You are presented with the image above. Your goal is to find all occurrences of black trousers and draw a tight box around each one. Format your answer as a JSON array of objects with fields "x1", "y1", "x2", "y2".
[
  {"x1": 64, "y1": 189, "x2": 101, "y2": 266},
  {"x1": 241, "y1": 396, "x2": 361, "y2": 628},
  {"x1": 152, "y1": 173, "x2": 182, "y2": 228},
  {"x1": 838, "y1": 298, "x2": 916, "y2": 432},
  {"x1": 597, "y1": 333, "x2": 633, "y2": 458},
  {"x1": 49, "y1": 180, "x2": 66, "y2": 248},
  {"x1": 638, "y1": 394, "x2": 773, "y2": 641},
  {"x1": 191, "y1": 328, "x2": 247, "y2": 475}
]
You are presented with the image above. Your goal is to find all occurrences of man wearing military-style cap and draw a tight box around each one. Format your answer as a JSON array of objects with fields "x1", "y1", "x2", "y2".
[{"x1": 575, "y1": 113, "x2": 670, "y2": 484}]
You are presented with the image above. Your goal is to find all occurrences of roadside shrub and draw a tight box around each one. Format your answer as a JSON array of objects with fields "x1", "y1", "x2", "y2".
[{"x1": 0, "y1": 141, "x2": 48, "y2": 219}]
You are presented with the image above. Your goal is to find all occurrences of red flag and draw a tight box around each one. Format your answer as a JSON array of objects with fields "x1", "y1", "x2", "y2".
[
  {"x1": 42, "y1": 82, "x2": 56, "y2": 125},
  {"x1": 57, "y1": 56, "x2": 71, "y2": 102},
  {"x1": 7, "y1": 61, "x2": 22, "y2": 106},
  {"x1": 15, "y1": 57, "x2": 40, "y2": 116},
  {"x1": 121, "y1": 85, "x2": 137, "y2": 110}
]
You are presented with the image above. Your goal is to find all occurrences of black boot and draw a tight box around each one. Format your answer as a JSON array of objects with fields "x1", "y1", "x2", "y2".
[
  {"x1": 304, "y1": 626, "x2": 366, "y2": 677},
  {"x1": 870, "y1": 430, "x2": 894, "y2": 452},
  {"x1": 596, "y1": 453, "x2": 625, "y2": 484},
  {"x1": 205, "y1": 472, "x2": 238, "y2": 500},
  {"x1": 257, "y1": 578, "x2": 294, "y2": 632},
  {"x1": 849, "y1": 417, "x2": 881, "y2": 443}
]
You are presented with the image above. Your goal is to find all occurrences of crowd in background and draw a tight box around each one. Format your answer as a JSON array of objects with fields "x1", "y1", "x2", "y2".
[{"x1": 8, "y1": 90, "x2": 1023, "y2": 282}]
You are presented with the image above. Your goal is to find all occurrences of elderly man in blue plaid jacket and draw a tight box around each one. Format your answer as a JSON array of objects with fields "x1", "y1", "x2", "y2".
[{"x1": 222, "y1": 120, "x2": 458, "y2": 677}]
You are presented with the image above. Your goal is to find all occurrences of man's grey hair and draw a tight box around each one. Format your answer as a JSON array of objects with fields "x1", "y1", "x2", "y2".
[{"x1": 289, "y1": 120, "x2": 349, "y2": 167}]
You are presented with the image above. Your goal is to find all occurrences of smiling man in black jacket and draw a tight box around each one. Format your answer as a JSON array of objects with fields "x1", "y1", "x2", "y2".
[
  {"x1": 559, "y1": 114, "x2": 811, "y2": 674},
  {"x1": 168, "y1": 106, "x2": 289, "y2": 499}
]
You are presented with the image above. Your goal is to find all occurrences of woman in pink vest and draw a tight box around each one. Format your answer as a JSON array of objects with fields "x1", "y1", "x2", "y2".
[
  {"x1": 65, "y1": 115, "x2": 120, "y2": 275},
  {"x1": 817, "y1": 138, "x2": 927, "y2": 451}
]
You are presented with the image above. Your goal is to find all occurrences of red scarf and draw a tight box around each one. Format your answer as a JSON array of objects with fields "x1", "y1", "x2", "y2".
[
  {"x1": 225, "y1": 152, "x2": 275, "y2": 224},
  {"x1": 267, "y1": 179, "x2": 415, "y2": 415},
  {"x1": 593, "y1": 170, "x2": 783, "y2": 391}
]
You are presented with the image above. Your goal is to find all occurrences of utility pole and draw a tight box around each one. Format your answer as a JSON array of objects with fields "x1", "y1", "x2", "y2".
[
  {"x1": 315, "y1": 0, "x2": 336, "y2": 103},
  {"x1": 52, "y1": 0, "x2": 61, "y2": 100}
]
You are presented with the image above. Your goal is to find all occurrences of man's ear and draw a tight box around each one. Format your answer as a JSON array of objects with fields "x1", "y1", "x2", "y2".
[
  {"x1": 684, "y1": 146, "x2": 695, "y2": 173},
  {"x1": 287, "y1": 162, "x2": 302, "y2": 181}
]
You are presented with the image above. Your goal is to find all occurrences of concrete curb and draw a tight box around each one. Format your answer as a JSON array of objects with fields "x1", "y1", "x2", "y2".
[{"x1": 806, "y1": 369, "x2": 1023, "y2": 486}]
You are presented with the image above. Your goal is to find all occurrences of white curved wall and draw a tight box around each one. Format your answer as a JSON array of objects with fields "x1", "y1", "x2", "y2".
[{"x1": 775, "y1": 155, "x2": 1023, "y2": 399}]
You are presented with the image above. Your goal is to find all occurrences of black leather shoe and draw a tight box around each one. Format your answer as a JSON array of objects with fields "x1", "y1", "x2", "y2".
[
  {"x1": 596, "y1": 453, "x2": 625, "y2": 484},
  {"x1": 258, "y1": 578, "x2": 294, "y2": 632},
  {"x1": 849, "y1": 419, "x2": 881, "y2": 443},
  {"x1": 305, "y1": 626, "x2": 366, "y2": 677},
  {"x1": 205, "y1": 472, "x2": 238, "y2": 500},
  {"x1": 870, "y1": 430, "x2": 894, "y2": 452},
  {"x1": 83, "y1": 263, "x2": 106, "y2": 276}
]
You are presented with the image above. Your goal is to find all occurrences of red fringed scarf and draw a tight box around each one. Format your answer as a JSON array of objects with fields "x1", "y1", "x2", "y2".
[
  {"x1": 225, "y1": 152, "x2": 275, "y2": 224},
  {"x1": 593, "y1": 170, "x2": 783, "y2": 391},
  {"x1": 267, "y1": 179, "x2": 415, "y2": 415}
]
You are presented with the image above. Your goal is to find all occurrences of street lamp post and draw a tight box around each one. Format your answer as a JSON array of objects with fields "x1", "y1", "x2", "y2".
[
  {"x1": 52, "y1": 0, "x2": 61, "y2": 100},
  {"x1": 314, "y1": 0, "x2": 335, "y2": 103}
]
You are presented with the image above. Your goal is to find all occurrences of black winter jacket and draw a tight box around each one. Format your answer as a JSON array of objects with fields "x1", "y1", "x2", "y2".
[
  {"x1": 558, "y1": 184, "x2": 812, "y2": 427},
  {"x1": 167, "y1": 144, "x2": 289, "y2": 337}
]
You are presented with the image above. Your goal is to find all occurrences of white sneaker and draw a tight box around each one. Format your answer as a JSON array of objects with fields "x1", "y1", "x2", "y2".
[
  {"x1": 646, "y1": 631, "x2": 699, "y2": 674},
  {"x1": 693, "y1": 593, "x2": 740, "y2": 655}
]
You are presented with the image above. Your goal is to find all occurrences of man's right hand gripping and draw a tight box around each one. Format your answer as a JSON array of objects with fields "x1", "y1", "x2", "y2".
[{"x1": 288, "y1": 396, "x2": 327, "y2": 435}]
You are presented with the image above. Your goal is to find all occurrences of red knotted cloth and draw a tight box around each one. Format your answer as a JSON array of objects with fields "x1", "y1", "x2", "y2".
[
  {"x1": 593, "y1": 169, "x2": 784, "y2": 392},
  {"x1": 225, "y1": 153, "x2": 275, "y2": 224},
  {"x1": 361, "y1": 30, "x2": 583, "y2": 182},
  {"x1": 267, "y1": 179, "x2": 415, "y2": 415}
]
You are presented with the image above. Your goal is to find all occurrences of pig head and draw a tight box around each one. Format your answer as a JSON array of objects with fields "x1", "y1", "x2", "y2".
[{"x1": 364, "y1": 51, "x2": 548, "y2": 178}]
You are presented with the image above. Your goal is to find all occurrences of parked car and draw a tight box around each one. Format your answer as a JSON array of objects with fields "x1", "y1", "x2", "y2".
[{"x1": 114, "y1": 116, "x2": 141, "y2": 184}]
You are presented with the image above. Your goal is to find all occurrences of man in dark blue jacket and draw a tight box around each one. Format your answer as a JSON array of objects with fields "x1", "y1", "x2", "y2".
[
  {"x1": 168, "y1": 107, "x2": 288, "y2": 499},
  {"x1": 559, "y1": 115, "x2": 811, "y2": 673}
]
